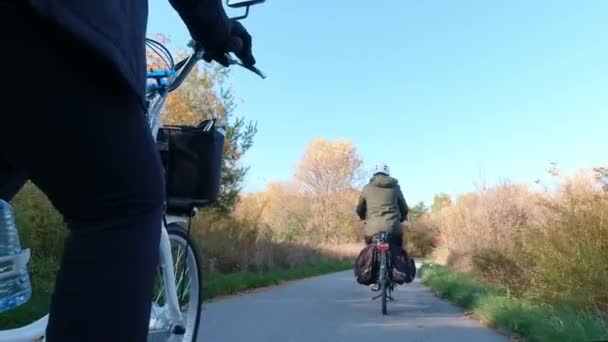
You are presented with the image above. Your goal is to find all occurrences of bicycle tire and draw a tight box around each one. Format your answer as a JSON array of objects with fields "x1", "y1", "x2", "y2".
[
  {"x1": 381, "y1": 281, "x2": 387, "y2": 315},
  {"x1": 379, "y1": 251, "x2": 388, "y2": 315},
  {"x1": 149, "y1": 223, "x2": 203, "y2": 342}
]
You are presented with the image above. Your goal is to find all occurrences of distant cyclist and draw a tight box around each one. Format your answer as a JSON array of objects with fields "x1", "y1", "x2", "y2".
[
  {"x1": 0, "y1": 0, "x2": 255, "y2": 341},
  {"x1": 356, "y1": 163, "x2": 409, "y2": 248}
]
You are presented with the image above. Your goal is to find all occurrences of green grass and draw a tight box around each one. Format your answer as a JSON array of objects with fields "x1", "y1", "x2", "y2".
[
  {"x1": 0, "y1": 278, "x2": 54, "y2": 329},
  {"x1": 0, "y1": 259, "x2": 352, "y2": 330},
  {"x1": 420, "y1": 262, "x2": 608, "y2": 342},
  {"x1": 203, "y1": 259, "x2": 353, "y2": 300}
]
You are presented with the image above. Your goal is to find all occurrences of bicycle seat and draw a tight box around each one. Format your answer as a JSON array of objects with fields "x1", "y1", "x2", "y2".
[{"x1": 371, "y1": 232, "x2": 393, "y2": 243}]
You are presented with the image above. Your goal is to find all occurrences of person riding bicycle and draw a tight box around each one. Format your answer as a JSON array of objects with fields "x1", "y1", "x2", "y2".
[
  {"x1": 0, "y1": 1, "x2": 255, "y2": 341},
  {"x1": 355, "y1": 163, "x2": 409, "y2": 248}
]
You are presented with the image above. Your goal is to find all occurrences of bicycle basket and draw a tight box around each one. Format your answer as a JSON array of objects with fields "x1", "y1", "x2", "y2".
[{"x1": 157, "y1": 119, "x2": 226, "y2": 214}]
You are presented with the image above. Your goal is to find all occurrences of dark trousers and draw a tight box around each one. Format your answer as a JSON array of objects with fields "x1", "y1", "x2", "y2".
[{"x1": 0, "y1": 4, "x2": 164, "y2": 341}]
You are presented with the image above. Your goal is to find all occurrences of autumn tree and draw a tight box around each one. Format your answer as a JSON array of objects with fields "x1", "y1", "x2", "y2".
[
  {"x1": 234, "y1": 138, "x2": 367, "y2": 243},
  {"x1": 235, "y1": 181, "x2": 312, "y2": 241},
  {"x1": 147, "y1": 34, "x2": 257, "y2": 210},
  {"x1": 295, "y1": 138, "x2": 364, "y2": 241}
]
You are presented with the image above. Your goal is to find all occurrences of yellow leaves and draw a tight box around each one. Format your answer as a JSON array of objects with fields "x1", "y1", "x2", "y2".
[
  {"x1": 234, "y1": 138, "x2": 365, "y2": 243},
  {"x1": 163, "y1": 95, "x2": 199, "y2": 126},
  {"x1": 296, "y1": 138, "x2": 363, "y2": 196},
  {"x1": 159, "y1": 65, "x2": 227, "y2": 126}
]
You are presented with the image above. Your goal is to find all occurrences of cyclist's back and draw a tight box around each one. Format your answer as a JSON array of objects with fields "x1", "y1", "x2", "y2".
[
  {"x1": 28, "y1": 0, "x2": 240, "y2": 104},
  {"x1": 356, "y1": 164, "x2": 408, "y2": 244},
  {"x1": 30, "y1": 0, "x2": 149, "y2": 102}
]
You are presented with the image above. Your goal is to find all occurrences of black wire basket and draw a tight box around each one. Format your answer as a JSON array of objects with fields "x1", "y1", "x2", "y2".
[{"x1": 157, "y1": 119, "x2": 226, "y2": 215}]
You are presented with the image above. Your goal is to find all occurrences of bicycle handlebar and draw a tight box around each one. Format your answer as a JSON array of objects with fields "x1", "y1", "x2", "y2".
[
  {"x1": 147, "y1": 0, "x2": 266, "y2": 94},
  {"x1": 166, "y1": 46, "x2": 204, "y2": 92},
  {"x1": 155, "y1": 42, "x2": 265, "y2": 95}
]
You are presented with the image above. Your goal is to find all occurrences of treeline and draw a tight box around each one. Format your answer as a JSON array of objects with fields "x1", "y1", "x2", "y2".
[{"x1": 235, "y1": 138, "x2": 364, "y2": 244}]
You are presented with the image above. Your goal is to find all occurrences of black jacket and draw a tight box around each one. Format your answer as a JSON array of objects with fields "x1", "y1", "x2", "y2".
[{"x1": 30, "y1": 0, "x2": 227, "y2": 105}]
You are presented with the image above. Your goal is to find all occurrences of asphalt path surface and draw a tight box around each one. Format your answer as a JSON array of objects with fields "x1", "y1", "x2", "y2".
[{"x1": 198, "y1": 261, "x2": 508, "y2": 342}]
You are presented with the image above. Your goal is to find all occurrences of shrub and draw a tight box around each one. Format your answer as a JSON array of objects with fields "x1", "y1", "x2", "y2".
[{"x1": 420, "y1": 168, "x2": 608, "y2": 313}]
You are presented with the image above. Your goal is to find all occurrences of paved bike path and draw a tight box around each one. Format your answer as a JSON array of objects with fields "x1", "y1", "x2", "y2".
[{"x1": 197, "y1": 262, "x2": 508, "y2": 342}]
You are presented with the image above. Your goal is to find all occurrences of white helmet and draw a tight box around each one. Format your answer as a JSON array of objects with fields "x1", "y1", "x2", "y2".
[{"x1": 373, "y1": 163, "x2": 390, "y2": 176}]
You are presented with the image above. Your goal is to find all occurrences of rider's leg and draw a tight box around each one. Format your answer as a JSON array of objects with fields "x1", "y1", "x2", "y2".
[{"x1": 1, "y1": 5, "x2": 164, "y2": 342}]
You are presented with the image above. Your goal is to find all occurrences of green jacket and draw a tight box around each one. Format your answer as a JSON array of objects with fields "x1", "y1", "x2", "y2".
[{"x1": 356, "y1": 174, "x2": 408, "y2": 237}]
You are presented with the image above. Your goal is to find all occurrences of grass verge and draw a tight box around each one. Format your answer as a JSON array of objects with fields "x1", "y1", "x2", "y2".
[
  {"x1": 0, "y1": 278, "x2": 54, "y2": 330},
  {"x1": 0, "y1": 259, "x2": 353, "y2": 330},
  {"x1": 419, "y1": 262, "x2": 608, "y2": 342}
]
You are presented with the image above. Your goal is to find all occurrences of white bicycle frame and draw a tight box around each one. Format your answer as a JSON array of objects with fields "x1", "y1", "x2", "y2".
[{"x1": 0, "y1": 52, "x2": 197, "y2": 341}]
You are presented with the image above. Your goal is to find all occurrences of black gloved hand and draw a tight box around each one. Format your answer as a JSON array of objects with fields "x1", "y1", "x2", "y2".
[
  {"x1": 202, "y1": 20, "x2": 255, "y2": 67},
  {"x1": 169, "y1": 0, "x2": 256, "y2": 67}
]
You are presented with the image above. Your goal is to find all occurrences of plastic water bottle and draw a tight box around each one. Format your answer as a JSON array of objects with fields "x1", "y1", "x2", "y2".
[{"x1": 0, "y1": 199, "x2": 32, "y2": 312}]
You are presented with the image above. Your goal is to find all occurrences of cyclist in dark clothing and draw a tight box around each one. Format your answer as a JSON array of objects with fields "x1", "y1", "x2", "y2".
[
  {"x1": 0, "y1": 1, "x2": 256, "y2": 341},
  {"x1": 356, "y1": 163, "x2": 409, "y2": 247}
]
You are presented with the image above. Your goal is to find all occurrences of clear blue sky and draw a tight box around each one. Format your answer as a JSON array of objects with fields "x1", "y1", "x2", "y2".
[{"x1": 148, "y1": 0, "x2": 607, "y2": 205}]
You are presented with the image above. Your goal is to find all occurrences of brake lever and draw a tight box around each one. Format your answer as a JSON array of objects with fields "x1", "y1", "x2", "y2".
[
  {"x1": 226, "y1": 55, "x2": 266, "y2": 79},
  {"x1": 187, "y1": 41, "x2": 266, "y2": 79},
  {"x1": 239, "y1": 62, "x2": 267, "y2": 79}
]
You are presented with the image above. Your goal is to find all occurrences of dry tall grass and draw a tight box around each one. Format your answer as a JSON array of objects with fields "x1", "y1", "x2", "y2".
[
  {"x1": 169, "y1": 207, "x2": 360, "y2": 275},
  {"x1": 234, "y1": 182, "x2": 362, "y2": 244},
  {"x1": 413, "y1": 167, "x2": 608, "y2": 312}
]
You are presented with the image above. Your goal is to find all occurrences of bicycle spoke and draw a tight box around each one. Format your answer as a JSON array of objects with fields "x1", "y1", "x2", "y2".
[
  {"x1": 173, "y1": 245, "x2": 188, "y2": 301},
  {"x1": 176, "y1": 266, "x2": 188, "y2": 300},
  {"x1": 177, "y1": 257, "x2": 193, "y2": 304},
  {"x1": 173, "y1": 246, "x2": 185, "y2": 276},
  {"x1": 154, "y1": 268, "x2": 166, "y2": 305},
  {"x1": 179, "y1": 278, "x2": 191, "y2": 303},
  {"x1": 176, "y1": 244, "x2": 194, "y2": 303},
  {"x1": 154, "y1": 283, "x2": 165, "y2": 305}
]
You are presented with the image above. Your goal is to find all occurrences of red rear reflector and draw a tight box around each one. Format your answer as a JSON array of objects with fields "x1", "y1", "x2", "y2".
[{"x1": 378, "y1": 243, "x2": 390, "y2": 251}]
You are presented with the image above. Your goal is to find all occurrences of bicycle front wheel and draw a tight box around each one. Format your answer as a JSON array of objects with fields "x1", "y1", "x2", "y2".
[{"x1": 149, "y1": 223, "x2": 203, "y2": 342}]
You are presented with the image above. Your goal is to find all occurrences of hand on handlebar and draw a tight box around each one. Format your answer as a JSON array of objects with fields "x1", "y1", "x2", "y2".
[
  {"x1": 169, "y1": 0, "x2": 257, "y2": 68},
  {"x1": 202, "y1": 19, "x2": 255, "y2": 68}
]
